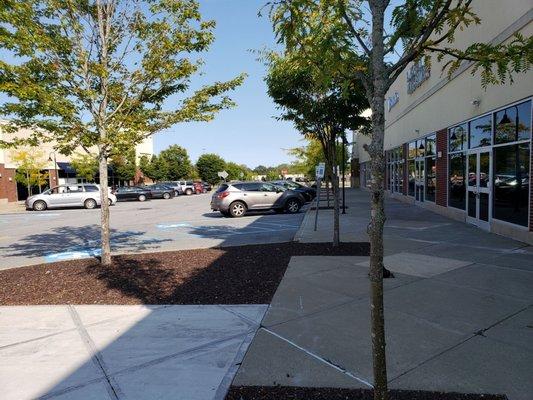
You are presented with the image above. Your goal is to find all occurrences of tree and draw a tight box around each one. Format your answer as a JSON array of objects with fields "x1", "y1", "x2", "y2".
[
  {"x1": 11, "y1": 148, "x2": 49, "y2": 195},
  {"x1": 138, "y1": 155, "x2": 154, "y2": 183},
  {"x1": 110, "y1": 147, "x2": 136, "y2": 183},
  {"x1": 265, "y1": 169, "x2": 280, "y2": 181},
  {"x1": 159, "y1": 145, "x2": 191, "y2": 180},
  {"x1": 225, "y1": 161, "x2": 251, "y2": 181},
  {"x1": 268, "y1": 1, "x2": 531, "y2": 398},
  {"x1": 265, "y1": 52, "x2": 368, "y2": 246},
  {"x1": 253, "y1": 165, "x2": 269, "y2": 175},
  {"x1": 71, "y1": 153, "x2": 99, "y2": 183},
  {"x1": 289, "y1": 138, "x2": 349, "y2": 178},
  {"x1": 0, "y1": 0, "x2": 245, "y2": 266},
  {"x1": 196, "y1": 153, "x2": 226, "y2": 184},
  {"x1": 139, "y1": 154, "x2": 168, "y2": 182}
]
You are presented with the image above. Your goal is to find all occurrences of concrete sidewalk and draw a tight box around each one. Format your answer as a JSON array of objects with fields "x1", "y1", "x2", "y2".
[
  {"x1": 234, "y1": 189, "x2": 533, "y2": 399},
  {"x1": 0, "y1": 305, "x2": 267, "y2": 400}
]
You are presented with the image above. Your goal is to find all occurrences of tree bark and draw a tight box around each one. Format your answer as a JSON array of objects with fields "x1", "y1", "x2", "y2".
[
  {"x1": 368, "y1": 1, "x2": 388, "y2": 399},
  {"x1": 99, "y1": 152, "x2": 112, "y2": 266}
]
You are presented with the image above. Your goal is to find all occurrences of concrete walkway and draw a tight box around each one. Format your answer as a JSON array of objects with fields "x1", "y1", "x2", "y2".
[
  {"x1": 234, "y1": 189, "x2": 533, "y2": 400},
  {"x1": 0, "y1": 305, "x2": 267, "y2": 400}
]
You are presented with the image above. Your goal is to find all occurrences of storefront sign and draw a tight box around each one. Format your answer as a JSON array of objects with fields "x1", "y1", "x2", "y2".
[
  {"x1": 407, "y1": 60, "x2": 430, "y2": 94},
  {"x1": 387, "y1": 92, "x2": 399, "y2": 111}
]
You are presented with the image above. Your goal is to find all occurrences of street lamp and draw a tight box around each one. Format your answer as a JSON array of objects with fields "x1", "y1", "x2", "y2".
[{"x1": 48, "y1": 151, "x2": 59, "y2": 186}]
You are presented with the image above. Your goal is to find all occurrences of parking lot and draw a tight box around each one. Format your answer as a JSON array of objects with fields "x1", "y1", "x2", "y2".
[{"x1": 0, "y1": 193, "x2": 306, "y2": 270}]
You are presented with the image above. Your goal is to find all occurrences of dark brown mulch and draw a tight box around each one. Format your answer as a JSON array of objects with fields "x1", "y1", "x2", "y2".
[
  {"x1": 0, "y1": 242, "x2": 369, "y2": 305},
  {"x1": 225, "y1": 386, "x2": 507, "y2": 400}
]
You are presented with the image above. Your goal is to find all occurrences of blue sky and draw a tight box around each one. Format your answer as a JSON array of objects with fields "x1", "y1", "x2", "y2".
[{"x1": 153, "y1": 0, "x2": 303, "y2": 168}]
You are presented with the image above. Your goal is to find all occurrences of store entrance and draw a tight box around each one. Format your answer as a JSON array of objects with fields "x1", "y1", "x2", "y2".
[{"x1": 466, "y1": 149, "x2": 491, "y2": 230}]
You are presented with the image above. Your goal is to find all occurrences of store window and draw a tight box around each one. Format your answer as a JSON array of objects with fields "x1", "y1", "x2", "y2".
[
  {"x1": 425, "y1": 134, "x2": 436, "y2": 202},
  {"x1": 448, "y1": 124, "x2": 466, "y2": 210},
  {"x1": 449, "y1": 124, "x2": 466, "y2": 152},
  {"x1": 492, "y1": 100, "x2": 531, "y2": 227},
  {"x1": 407, "y1": 141, "x2": 416, "y2": 196},
  {"x1": 387, "y1": 146, "x2": 404, "y2": 194},
  {"x1": 494, "y1": 100, "x2": 531, "y2": 144},
  {"x1": 408, "y1": 141, "x2": 417, "y2": 159},
  {"x1": 469, "y1": 114, "x2": 492, "y2": 148}
]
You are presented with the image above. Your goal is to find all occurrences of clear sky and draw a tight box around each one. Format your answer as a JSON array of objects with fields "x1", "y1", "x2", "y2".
[{"x1": 153, "y1": 0, "x2": 303, "y2": 168}]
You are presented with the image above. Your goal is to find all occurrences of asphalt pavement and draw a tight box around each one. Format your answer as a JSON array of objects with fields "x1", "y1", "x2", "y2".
[{"x1": 0, "y1": 193, "x2": 306, "y2": 270}]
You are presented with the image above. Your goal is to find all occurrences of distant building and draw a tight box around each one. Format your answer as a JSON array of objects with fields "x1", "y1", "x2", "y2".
[
  {"x1": 353, "y1": 1, "x2": 532, "y2": 244},
  {"x1": 0, "y1": 124, "x2": 153, "y2": 203}
]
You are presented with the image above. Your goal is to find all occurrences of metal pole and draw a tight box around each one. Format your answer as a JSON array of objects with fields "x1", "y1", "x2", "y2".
[
  {"x1": 342, "y1": 137, "x2": 346, "y2": 214},
  {"x1": 314, "y1": 177, "x2": 321, "y2": 231}
]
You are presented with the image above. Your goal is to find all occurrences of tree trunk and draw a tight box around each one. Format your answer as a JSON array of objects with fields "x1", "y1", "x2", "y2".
[
  {"x1": 368, "y1": 1, "x2": 388, "y2": 399},
  {"x1": 99, "y1": 154, "x2": 112, "y2": 266}
]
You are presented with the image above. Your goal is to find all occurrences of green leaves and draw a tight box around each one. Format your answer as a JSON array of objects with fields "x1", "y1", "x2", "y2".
[{"x1": 0, "y1": 0, "x2": 244, "y2": 160}]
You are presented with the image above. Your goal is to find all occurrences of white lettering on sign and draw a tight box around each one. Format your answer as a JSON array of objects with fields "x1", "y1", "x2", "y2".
[
  {"x1": 387, "y1": 92, "x2": 399, "y2": 111},
  {"x1": 407, "y1": 60, "x2": 430, "y2": 94}
]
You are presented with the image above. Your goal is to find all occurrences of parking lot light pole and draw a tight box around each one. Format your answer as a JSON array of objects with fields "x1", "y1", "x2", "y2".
[{"x1": 48, "y1": 151, "x2": 59, "y2": 186}]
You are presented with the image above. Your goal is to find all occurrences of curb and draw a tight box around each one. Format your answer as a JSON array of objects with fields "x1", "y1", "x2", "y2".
[{"x1": 293, "y1": 201, "x2": 316, "y2": 242}]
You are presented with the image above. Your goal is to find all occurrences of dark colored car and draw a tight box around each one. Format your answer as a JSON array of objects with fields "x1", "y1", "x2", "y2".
[
  {"x1": 146, "y1": 184, "x2": 176, "y2": 199},
  {"x1": 114, "y1": 186, "x2": 152, "y2": 202},
  {"x1": 202, "y1": 181, "x2": 212, "y2": 192},
  {"x1": 270, "y1": 180, "x2": 316, "y2": 202}
]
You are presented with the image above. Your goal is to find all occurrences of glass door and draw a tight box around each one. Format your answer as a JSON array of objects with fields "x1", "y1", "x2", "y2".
[
  {"x1": 466, "y1": 150, "x2": 491, "y2": 230},
  {"x1": 414, "y1": 158, "x2": 425, "y2": 202}
]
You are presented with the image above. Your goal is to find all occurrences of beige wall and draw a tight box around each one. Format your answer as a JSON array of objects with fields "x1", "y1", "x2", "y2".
[
  {"x1": 382, "y1": 3, "x2": 533, "y2": 150},
  {"x1": 1, "y1": 123, "x2": 154, "y2": 169}
]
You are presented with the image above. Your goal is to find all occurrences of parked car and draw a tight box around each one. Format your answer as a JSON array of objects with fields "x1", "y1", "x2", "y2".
[
  {"x1": 193, "y1": 181, "x2": 204, "y2": 194},
  {"x1": 270, "y1": 180, "x2": 316, "y2": 202},
  {"x1": 177, "y1": 180, "x2": 195, "y2": 195},
  {"x1": 202, "y1": 181, "x2": 212, "y2": 192},
  {"x1": 159, "y1": 181, "x2": 183, "y2": 196},
  {"x1": 114, "y1": 186, "x2": 152, "y2": 202},
  {"x1": 211, "y1": 181, "x2": 305, "y2": 217},
  {"x1": 25, "y1": 184, "x2": 117, "y2": 211},
  {"x1": 146, "y1": 184, "x2": 175, "y2": 199}
]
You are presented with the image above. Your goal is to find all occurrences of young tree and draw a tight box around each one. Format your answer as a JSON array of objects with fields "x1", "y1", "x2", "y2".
[
  {"x1": 268, "y1": 1, "x2": 531, "y2": 398},
  {"x1": 71, "y1": 153, "x2": 99, "y2": 183},
  {"x1": 266, "y1": 52, "x2": 368, "y2": 246},
  {"x1": 110, "y1": 147, "x2": 136, "y2": 184},
  {"x1": 196, "y1": 153, "x2": 226, "y2": 184},
  {"x1": 159, "y1": 145, "x2": 192, "y2": 180},
  {"x1": 289, "y1": 138, "x2": 349, "y2": 178},
  {"x1": 11, "y1": 148, "x2": 49, "y2": 195},
  {"x1": 0, "y1": 0, "x2": 244, "y2": 266}
]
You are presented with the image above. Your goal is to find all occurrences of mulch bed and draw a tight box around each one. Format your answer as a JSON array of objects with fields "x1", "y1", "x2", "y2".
[
  {"x1": 0, "y1": 242, "x2": 369, "y2": 305},
  {"x1": 225, "y1": 387, "x2": 507, "y2": 400}
]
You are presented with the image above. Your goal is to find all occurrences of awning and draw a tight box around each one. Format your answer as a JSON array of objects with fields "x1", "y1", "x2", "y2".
[{"x1": 56, "y1": 162, "x2": 77, "y2": 174}]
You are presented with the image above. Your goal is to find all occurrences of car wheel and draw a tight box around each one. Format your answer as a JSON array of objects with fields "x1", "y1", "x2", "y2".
[
  {"x1": 108, "y1": 199, "x2": 113, "y2": 206},
  {"x1": 138, "y1": 194, "x2": 147, "y2": 202},
  {"x1": 285, "y1": 198, "x2": 301, "y2": 214},
  {"x1": 84, "y1": 198, "x2": 97, "y2": 209},
  {"x1": 229, "y1": 201, "x2": 246, "y2": 218},
  {"x1": 185, "y1": 189, "x2": 193, "y2": 195},
  {"x1": 32, "y1": 200, "x2": 47, "y2": 211},
  {"x1": 163, "y1": 192, "x2": 171, "y2": 200}
]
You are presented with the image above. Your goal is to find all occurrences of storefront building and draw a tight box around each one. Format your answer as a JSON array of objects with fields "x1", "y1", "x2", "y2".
[
  {"x1": 0, "y1": 125, "x2": 154, "y2": 203},
  {"x1": 357, "y1": 1, "x2": 533, "y2": 244}
]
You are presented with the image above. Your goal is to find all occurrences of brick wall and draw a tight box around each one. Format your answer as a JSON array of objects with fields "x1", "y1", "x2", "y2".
[
  {"x1": 48, "y1": 168, "x2": 59, "y2": 187},
  {"x1": 436, "y1": 129, "x2": 448, "y2": 207},
  {"x1": 0, "y1": 164, "x2": 18, "y2": 202}
]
